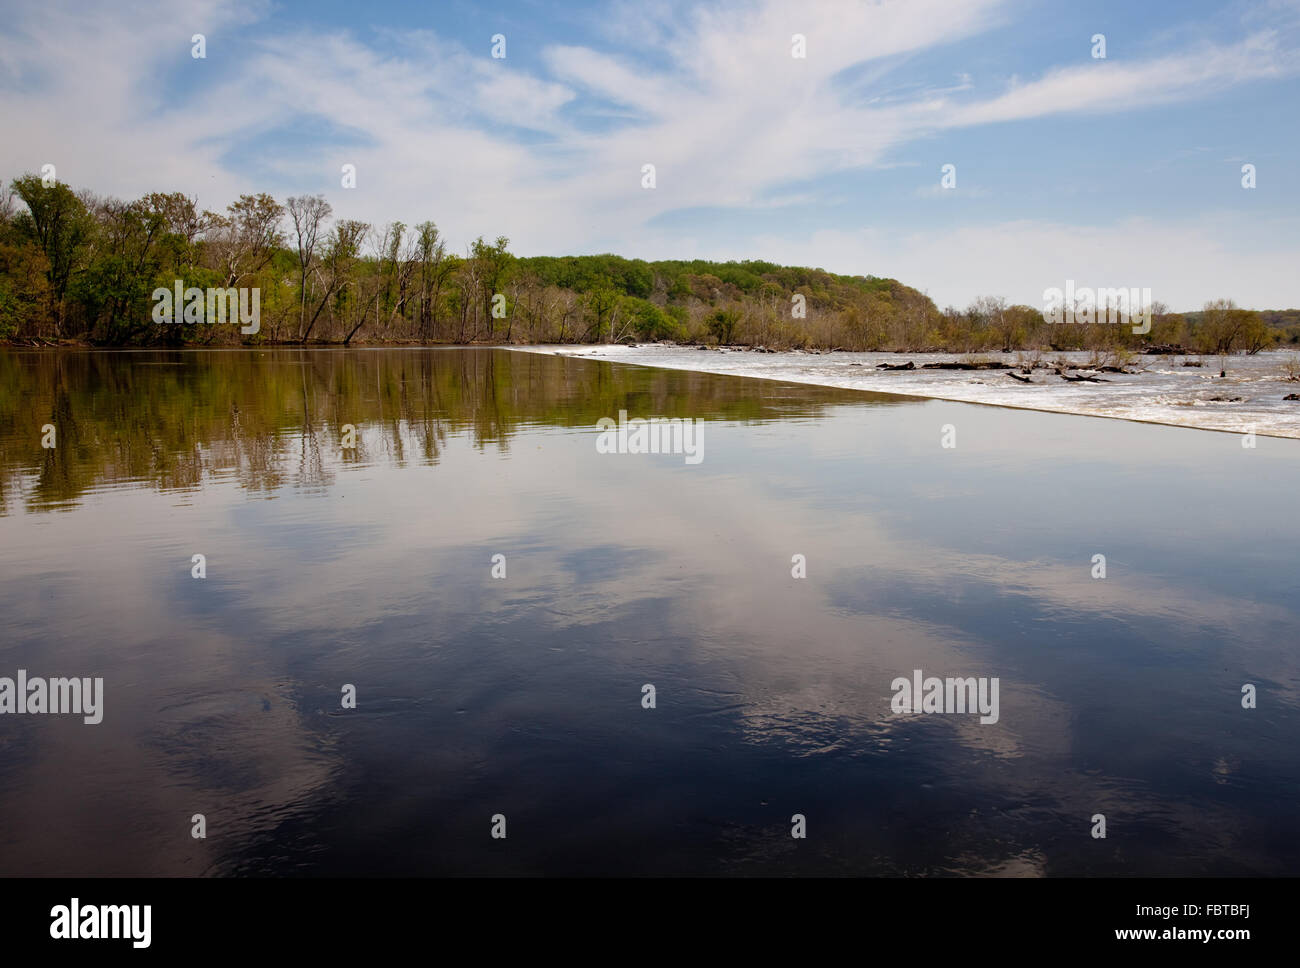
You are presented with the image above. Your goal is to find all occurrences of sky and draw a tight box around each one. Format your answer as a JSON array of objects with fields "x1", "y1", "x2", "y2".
[{"x1": 1, "y1": 0, "x2": 1297, "y2": 310}]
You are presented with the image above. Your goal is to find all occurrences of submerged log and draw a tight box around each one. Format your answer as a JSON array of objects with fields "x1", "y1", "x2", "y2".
[{"x1": 876, "y1": 361, "x2": 916, "y2": 370}]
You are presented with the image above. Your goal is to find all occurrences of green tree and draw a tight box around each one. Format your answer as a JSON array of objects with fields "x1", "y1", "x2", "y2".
[
  {"x1": 11, "y1": 174, "x2": 92, "y2": 335},
  {"x1": 707, "y1": 308, "x2": 739, "y2": 345}
]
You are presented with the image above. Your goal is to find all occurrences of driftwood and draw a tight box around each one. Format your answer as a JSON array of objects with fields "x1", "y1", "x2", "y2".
[
  {"x1": 1058, "y1": 370, "x2": 1109, "y2": 383},
  {"x1": 921, "y1": 361, "x2": 1012, "y2": 370},
  {"x1": 1007, "y1": 371, "x2": 1033, "y2": 383},
  {"x1": 876, "y1": 361, "x2": 916, "y2": 370}
]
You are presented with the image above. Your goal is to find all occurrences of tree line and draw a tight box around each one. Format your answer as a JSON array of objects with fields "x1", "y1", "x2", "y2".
[{"x1": 1, "y1": 173, "x2": 1293, "y2": 353}]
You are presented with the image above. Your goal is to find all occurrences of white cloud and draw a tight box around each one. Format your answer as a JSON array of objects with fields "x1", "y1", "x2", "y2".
[
  {"x1": 914, "y1": 183, "x2": 991, "y2": 199},
  {"x1": 742, "y1": 215, "x2": 1300, "y2": 311},
  {"x1": 943, "y1": 32, "x2": 1294, "y2": 127}
]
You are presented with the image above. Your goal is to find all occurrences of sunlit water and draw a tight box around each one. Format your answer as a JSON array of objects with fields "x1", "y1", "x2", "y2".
[
  {"x1": 0, "y1": 348, "x2": 1297, "y2": 875},
  {"x1": 527, "y1": 345, "x2": 1300, "y2": 438}
]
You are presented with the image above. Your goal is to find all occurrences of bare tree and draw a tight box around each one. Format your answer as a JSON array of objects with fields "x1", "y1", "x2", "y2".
[
  {"x1": 287, "y1": 195, "x2": 333, "y2": 341},
  {"x1": 457, "y1": 246, "x2": 484, "y2": 343},
  {"x1": 300, "y1": 219, "x2": 367, "y2": 343},
  {"x1": 414, "y1": 221, "x2": 452, "y2": 340},
  {"x1": 344, "y1": 222, "x2": 416, "y2": 345},
  {"x1": 0, "y1": 181, "x2": 15, "y2": 225},
  {"x1": 205, "y1": 193, "x2": 284, "y2": 288}
]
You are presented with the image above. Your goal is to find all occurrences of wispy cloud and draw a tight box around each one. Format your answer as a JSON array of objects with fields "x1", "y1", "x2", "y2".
[{"x1": 942, "y1": 32, "x2": 1295, "y2": 127}]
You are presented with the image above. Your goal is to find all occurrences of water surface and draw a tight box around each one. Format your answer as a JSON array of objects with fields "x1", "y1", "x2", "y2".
[{"x1": 0, "y1": 347, "x2": 1296, "y2": 875}]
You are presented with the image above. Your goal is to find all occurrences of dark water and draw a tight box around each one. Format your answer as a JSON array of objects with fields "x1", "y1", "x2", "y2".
[{"x1": 0, "y1": 347, "x2": 1296, "y2": 876}]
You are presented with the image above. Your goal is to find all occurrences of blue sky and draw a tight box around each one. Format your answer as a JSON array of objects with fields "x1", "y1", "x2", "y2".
[{"x1": 2, "y1": 0, "x2": 1298, "y2": 309}]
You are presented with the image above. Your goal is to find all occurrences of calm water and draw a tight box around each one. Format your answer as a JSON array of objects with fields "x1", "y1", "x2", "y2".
[{"x1": 0, "y1": 347, "x2": 1297, "y2": 876}]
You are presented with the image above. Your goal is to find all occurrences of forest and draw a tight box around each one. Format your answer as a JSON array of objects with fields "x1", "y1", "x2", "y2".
[{"x1": 1, "y1": 174, "x2": 1293, "y2": 354}]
